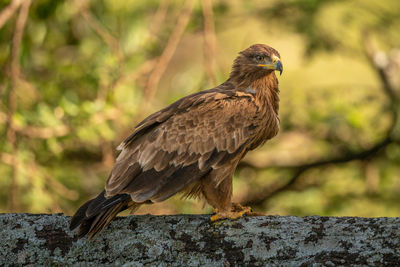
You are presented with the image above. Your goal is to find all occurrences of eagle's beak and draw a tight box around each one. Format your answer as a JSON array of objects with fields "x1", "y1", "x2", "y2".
[
  {"x1": 275, "y1": 60, "x2": 283, "y2": 76},
  {"x1": 257, "y1": 56, "x2": 283, "y2": 75}
]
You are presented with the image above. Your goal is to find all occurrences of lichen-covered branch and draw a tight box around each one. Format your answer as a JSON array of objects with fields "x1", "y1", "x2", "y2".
[{"x1": 1, "y1": 214, "x2": 399, "y2": 266}]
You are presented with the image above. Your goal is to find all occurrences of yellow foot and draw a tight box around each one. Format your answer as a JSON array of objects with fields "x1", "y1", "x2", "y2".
[
  {"x1": 231, "y1": 203, "x2": 251, "y2": 213},
  {"x1": 210, "y1": 203, "x2": 257, "y2": 222}
]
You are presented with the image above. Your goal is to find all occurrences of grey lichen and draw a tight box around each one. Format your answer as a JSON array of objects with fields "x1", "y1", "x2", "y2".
[{"x1": 0, "y1": 213, "x2": 399, "y2": 266}]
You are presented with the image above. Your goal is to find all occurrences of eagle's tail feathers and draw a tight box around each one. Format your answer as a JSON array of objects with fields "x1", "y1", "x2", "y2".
[{"x1": 69, "y1": 190, "x2": 133, "y2": 239}]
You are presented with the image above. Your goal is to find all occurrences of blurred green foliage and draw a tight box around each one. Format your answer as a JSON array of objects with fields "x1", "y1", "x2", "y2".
[{"x1": 0, "y1": 0, "x2": 399, "y2": 217}]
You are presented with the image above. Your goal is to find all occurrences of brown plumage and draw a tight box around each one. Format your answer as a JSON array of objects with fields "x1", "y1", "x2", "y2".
[{"x1": 70, "y1": 44, "x2": 283, "y2": 238}]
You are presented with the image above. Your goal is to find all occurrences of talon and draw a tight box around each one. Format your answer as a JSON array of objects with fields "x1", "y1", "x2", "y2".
[
  {"x1": 231, "y1": 203, "x2": 252, "y2": 214},
  {"x1": 210, "y1": 204, "x2": 262, "y2": 222},
  {"x1": 210, "y1": 213, "x2": 223, "y2": 222}
]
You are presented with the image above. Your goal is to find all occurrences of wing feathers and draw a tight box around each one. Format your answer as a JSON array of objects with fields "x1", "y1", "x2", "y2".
[
  {"x1": 105, "y1": 90, "x2": 261, "y2": 203},
  {"x1": 151, "y1": 163, "x2": 211, "y2": 202},
  {"x1": 106, "y1": 163, "x2": 142, "y2": 196}
]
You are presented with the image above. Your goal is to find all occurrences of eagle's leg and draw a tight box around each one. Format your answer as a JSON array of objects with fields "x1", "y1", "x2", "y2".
[
  {"x1": 201, "y1": 173, "x2": 233, "y2": 218},
  {"x1": 201, "y1": 173, "x2": 257, "y2": 221}
]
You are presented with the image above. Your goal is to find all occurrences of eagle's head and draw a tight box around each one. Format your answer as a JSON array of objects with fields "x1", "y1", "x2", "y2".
[{"x1": 231, "y1": 44, "x2": 283, "y2": 78}]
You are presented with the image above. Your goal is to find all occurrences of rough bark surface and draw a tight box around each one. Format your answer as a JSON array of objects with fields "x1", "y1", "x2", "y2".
[{"x1": 1, "y1": 213, "x2": 399, "y2": 266}]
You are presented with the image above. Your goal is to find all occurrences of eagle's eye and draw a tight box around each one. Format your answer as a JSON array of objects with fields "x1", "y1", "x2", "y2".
[{"x1": 255, "y1": 55, "x2": 264, "y2": 62}]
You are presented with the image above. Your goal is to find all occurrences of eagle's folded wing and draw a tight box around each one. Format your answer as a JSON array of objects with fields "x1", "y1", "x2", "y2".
[{"x1": 105, "y1": 90, "x2": 260, "y2": 202}]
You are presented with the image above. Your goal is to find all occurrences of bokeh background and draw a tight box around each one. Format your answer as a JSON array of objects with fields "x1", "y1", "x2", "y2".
[{"x1": 1, "y1": 0, "x2": 400, "y2": 217}]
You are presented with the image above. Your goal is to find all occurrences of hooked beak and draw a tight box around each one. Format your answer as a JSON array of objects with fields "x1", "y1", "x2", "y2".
[
  {"x1": 275, "y1": 60, "x2": 283, "y2": 75},
  {"x1": 257, "y1": 55, "x2": 283, "y2": 75}
]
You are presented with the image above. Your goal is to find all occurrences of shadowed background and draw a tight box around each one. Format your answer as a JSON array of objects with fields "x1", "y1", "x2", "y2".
[{"x1": 0, "y1": 0, "x2": 399, "y2": 217}]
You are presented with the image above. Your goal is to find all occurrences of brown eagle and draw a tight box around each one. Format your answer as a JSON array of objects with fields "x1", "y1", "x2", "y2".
[{"x1": 70, "y1": 44, "x2": 283, "y2": 238}]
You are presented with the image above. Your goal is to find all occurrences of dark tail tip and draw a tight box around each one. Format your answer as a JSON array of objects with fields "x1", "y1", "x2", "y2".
[
  {"x1": 69, "y1": 199, "x2": 92, "y2": 231},
  {"x1": 69, "y1": 190, "x2": 131, "y2": 239}
]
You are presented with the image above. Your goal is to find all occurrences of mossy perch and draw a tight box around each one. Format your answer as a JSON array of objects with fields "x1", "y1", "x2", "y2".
[{"x1": 1, "y1": 213, "x2": 399, "y2": 266}]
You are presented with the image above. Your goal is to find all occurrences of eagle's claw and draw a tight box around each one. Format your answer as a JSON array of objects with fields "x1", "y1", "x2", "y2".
[{"x1": 210, "y1": 203, "x2": 260, "y2": 222}]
